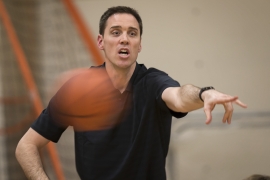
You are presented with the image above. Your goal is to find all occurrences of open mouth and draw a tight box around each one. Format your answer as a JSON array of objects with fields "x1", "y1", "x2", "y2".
[{"x1": 118, "y1": 49, "x2": 129, "y2": 56}]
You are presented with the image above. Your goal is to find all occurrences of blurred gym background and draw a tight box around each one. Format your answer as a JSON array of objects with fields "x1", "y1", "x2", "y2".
[{"x1": 0, "y1": 0, "x2": 269, "y2": 179}]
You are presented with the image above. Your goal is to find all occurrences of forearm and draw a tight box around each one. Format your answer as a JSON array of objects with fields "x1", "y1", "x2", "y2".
[
  {"x1": 162, "y1": 84, "x2": 204, "y2": 113},
  {"x1": 16, "y1": 143, "x2": 49, "y2": 180},
  {"x1": 176, "y1": 84, "x2": 204, "y2": 112}
]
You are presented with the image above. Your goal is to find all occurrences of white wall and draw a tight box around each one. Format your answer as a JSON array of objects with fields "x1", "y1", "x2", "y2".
[{"x1": 74, "y1": 0, "x2": 270, "y2": 114}]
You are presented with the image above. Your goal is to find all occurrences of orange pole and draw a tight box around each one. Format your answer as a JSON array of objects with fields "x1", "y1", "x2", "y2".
[
  {"x1": 61, "y1": 0, "x2": 104, "y2": 65},
  {"x1": 0, "y1": 111, "x2": 34, "y2": 135},
  {"x1": 0, "y1": 96, "x2": 29, "y2": 104},
  {"x1": 0, "y1": 1, "x2": 65, "y2": 179}
]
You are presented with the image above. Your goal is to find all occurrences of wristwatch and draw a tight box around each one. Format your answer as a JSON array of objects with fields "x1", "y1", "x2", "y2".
[{"x1": 199, "y1": 86, "x2": 215, "y2": 102}]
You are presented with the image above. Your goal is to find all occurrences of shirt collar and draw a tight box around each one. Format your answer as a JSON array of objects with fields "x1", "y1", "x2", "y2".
[{"x1": 97, "y1": 62, "x2": 146, "y2": 92}]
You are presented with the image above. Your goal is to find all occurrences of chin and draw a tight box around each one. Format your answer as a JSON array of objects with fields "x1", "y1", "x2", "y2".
[{"x1": 116, "y1": 60, "x2": 136, "y2": 69}]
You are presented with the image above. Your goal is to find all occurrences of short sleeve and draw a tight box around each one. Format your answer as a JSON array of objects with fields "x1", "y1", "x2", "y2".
[
  {"x1": 146, "y1": 69, "x2": 188, "y2": 118},
  {"x1": 31, "y1": 108, "x2": 67, "y2": 143}
]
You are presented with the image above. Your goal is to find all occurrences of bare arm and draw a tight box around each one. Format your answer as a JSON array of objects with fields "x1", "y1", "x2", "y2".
[
  {"x1": 162, "y1": 84, "x2": 247, "y2": 124},
  {"x1": 15, "y1": 128, "x2": 50, "y2": 180}
]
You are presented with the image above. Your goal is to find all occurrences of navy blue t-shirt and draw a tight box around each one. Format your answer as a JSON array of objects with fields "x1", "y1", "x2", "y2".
[{"x1": 31, "y1": 63, "x2": 187, "y2": 180}]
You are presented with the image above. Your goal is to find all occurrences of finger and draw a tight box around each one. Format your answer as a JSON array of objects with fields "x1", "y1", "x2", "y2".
[
  {"x1": 216, "y1": 96, "x2": 238, "y2": 104},
  {"x1": 225, "y1": 106, "x2": 233, "y2": 124},
  {"x1": 204, "y1": 107, "x2": 212, "y2": 125},
  {"x1": 222, "y1": 102, "x2": 233, "y2": 124},
  {"x1": 222, "y1": 110, "x2": 230, "y2": 124},
  {"x1": 218, "y1": 96, "x2": 247, "y2": 108},
  {"x1": 234, "y1": 99, "x2": 247, "y2": 108},
  {"x1": 227, "y1": 110, "x2": 233, "y2": 124},
  {"x1": 222, "y1": 113, "x2": 227, "y2": 123}
]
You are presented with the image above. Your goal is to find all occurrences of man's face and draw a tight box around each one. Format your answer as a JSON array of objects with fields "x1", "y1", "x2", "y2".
[{"x1": 97, "y1": 13, "x2": 142, "y2": 69}]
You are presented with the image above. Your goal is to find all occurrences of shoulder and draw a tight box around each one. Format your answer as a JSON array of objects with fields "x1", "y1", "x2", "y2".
[
  {"x1": 134, "y1": 65, "x2": 179, "y2": 93},
  {"x1": 144, "y1": 67, "x2": 168, "y2": 77},
  {"x1": 147, "y1": 67, "x2": 168, "y2": 74},
  {"x1": 134, "y1": 65, "x2": 169, "y2": 84},
  {"x1": 144, "y1": 67, "x2": 177, "y2": 86}
]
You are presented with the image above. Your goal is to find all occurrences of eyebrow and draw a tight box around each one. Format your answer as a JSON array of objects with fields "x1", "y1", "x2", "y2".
[{"x1": 110, "y1": 26, "x2": 138, "y2": 31}]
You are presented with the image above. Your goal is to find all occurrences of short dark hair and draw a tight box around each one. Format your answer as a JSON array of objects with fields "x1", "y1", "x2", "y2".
[
  {"x1": 99, "y1": 6, "x2": 143, "y2": 36},
  {"x1": 244, "y1": 174, "x2": 270, "y2": 180}
]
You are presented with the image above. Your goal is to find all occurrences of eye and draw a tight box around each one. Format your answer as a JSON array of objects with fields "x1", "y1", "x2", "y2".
[
  {"x1": 112, "y1": 30, "x2": 120, "y2": 36},
  {"x1": 129, "y1": 31, "x2": 137, "y2": 37}
]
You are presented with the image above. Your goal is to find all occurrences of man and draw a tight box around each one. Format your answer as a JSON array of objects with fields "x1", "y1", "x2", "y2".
[{"x1": 15, "y1": 6, "x2": 247, "y2": 180}]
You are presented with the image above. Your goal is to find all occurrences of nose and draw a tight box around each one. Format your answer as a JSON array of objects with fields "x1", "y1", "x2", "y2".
[{"x1": 120, "y1": 33, "x2": 129, "y2": 45}]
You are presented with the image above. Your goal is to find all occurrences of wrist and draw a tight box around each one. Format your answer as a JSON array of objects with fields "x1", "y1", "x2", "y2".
[{"x1": 199, "y1": 86, "x2": 215, "y2": 102}]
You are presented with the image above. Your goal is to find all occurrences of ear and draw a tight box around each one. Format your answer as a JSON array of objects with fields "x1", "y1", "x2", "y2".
[
  {"x1": 97, "y1": 34, "x2": 104, "y2": 50},
  {"x1": 138, "y1": 43, "x2": 142, "y2": 53}
]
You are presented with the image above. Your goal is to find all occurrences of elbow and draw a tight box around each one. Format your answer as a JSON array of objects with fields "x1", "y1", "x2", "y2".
[
  {"x1": 170, "y1": 98, "x2": 189, "y2": 113},
  {"x1": 15, "y1": 140, "x2": 31, "y2": 162},
  {"x1": 175, "y1": 103, "x2": 189, "y2": 113},
  {"x1": 15, "y1": 140, "x2": 23, "y2": 161}
]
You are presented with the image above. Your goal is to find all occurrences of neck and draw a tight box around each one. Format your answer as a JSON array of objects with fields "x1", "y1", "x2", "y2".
[{"x1": 105, "y1": 62, "x2": 136, "y2": 93}]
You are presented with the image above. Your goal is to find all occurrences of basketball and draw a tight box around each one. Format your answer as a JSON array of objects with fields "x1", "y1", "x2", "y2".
[{"x1": 48, "y1": 68, "x2": 123, "y2": 131}]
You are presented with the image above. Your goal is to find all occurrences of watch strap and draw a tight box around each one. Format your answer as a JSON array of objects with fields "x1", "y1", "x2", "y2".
[{"x1": 199, "y1": 86, "x2": 215, "y2": 102}]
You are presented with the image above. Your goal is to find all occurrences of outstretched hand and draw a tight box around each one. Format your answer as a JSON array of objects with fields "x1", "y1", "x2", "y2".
[{"x1": 202, "y1": 90, "x2": 247, "y2": 124}]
